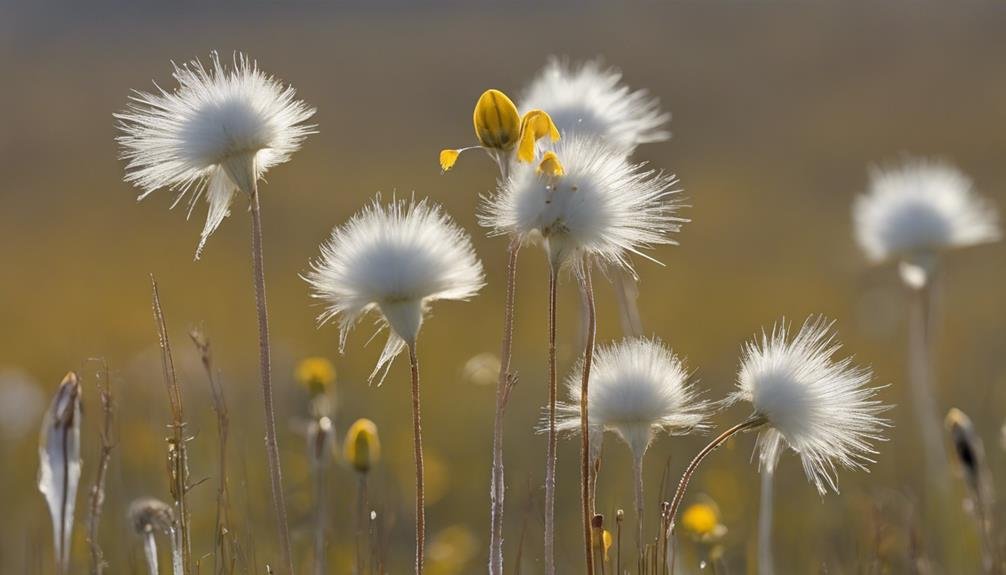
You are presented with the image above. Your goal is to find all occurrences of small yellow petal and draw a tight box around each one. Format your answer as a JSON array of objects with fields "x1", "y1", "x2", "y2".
[
  {"x1": 473, "y1": 89, "x2": 520, "y2": 150},
  {"x1": 681, "y1": 502, "x2": 719, "y2": 537},
  {"x1": 439, "y1": 149, "x2": 460, "y2": 172},
  {"x1": 602, "y1": 530, "x2": 613, "y2": 561},
  {"x1": 517, "y1": 110, "x2": 560, "y2": 163},
  {"x1": 344, "y1": 418, "x2": 380, "y2": 474},
  {"x1": 537, "y1": 151, "x2": 565, "y2": 177}
]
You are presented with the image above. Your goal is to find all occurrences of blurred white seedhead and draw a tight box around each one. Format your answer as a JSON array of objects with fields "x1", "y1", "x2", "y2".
[
  {"x1": 38, "y1": 372, "x2": 82, "y2": 575},
  {"x1": 731, "y1": 317, "x2": 890, "y2": 494},
  {"x1": 116, "y1": 51, "x2": 316, "y2": 257},
  {"x1": 853, "y1": 158, "x2": 1000, "y2": 287},
  {"x1": 306, "y1": 196, "x2": 485, "y2": 383},
  {"x1": 521, "y1": 58, "x2": 670, "y2": 154},
  {"x1": 129, "y1": 497, "x2": 176, "y2": 575}
]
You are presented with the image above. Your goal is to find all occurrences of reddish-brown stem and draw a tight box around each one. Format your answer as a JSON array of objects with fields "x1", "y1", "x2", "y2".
[
  {"x1": 408, "y1": 342, "x2": 426, "y2": 574},
  {"x1": 544, "y1": 265, "x2": 558, "y2": 575},
  {"x1": 579, "y1": 264, "x2": 597, "y2": 575}
]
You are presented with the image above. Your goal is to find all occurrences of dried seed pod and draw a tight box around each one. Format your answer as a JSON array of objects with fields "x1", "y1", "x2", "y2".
[{"x1": 38, "y1": 371, "x2": 82, "y2": 574}]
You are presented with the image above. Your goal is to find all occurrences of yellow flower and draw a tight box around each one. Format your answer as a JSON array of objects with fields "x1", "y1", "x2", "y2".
[
  {"x1": 536, "y1": 151, "x2": 565, "y2": 177},
  {"x1": 344, "y1": 418, "x2": 380, "y2": 473},
  {"x1": 681, "y1": 499, "x2": 727, "y2": 542},
  {"x1": 440, "y1": 89, "x2": 560, "y2": 173},
  {"x1": 295, "y1": 357, "x2": 336, "y2": 396},
  {"x1": 601, "y1": 529, "x2": 612, "y2": 562}
]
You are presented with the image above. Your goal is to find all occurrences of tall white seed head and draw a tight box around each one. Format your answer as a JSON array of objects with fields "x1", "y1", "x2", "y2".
[
  {"x1": 521, "y1": 58, "x2": 670, "y2": 153},
  {"x1": 556, "y1": 337, "x2": 709, "y2": 461},
  {"x1": 481, "y1": 135, "x2": 685, "y2": 271},
  {"x1": 116, "y1": 51, "x2": 316, "y2": 257},
  {"x1": 306, "y1": 196, "x2": 485, "y2": 383},
  {"x1": 731, "y1": 317, "x2": 890, "y2": 495},
  {"x1": 853, "y1": 159, "x2": 1000, "y2": 278}
]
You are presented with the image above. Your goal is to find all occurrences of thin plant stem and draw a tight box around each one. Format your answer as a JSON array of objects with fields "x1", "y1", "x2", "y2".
[
  {"x1": 666, "y1": 416, "x2": 766, "y2": 568},
  {"x1": 355, "y1": 474, "x2": 369, "y2": 575},
  {"x1": 142, "y1": 531, "x2": 159, "y2": 575},
  {"x1": 758, "y1": 464, "x2": 775, "y2": 575},
  {"x1": 408, "y1": 342, "x2": 426, "y2": 575},
  {"x1": 616, "y1": 511, "x2": 623, "y2": 575},
  {"x1": 907, "y1": 279, "x2": 948, "y2": 489},
  {"x1": 249, "y1": 185, "x2": 294, "y2": 575},
  {"x1": 544, "y1": 265, "x2": 559, "y2": 575},
  {"x1": 579, "y1": 264, "x2": 597, "y2": 575},
  {"x1": 489, "y1": 239, "x2": 520, "y2": 575},
  {"x1": 87, "y1": 361, "x2": 114, "y2": 575},
  {"x1": 169, "y1": 526, "x2": 183, "y2": 575},
  {"x1": 632, "y1": 454, "x2": 645, "y2": 566},
  {"x1": 313, "y1": 454, "x2": 328, "y2": 575}
]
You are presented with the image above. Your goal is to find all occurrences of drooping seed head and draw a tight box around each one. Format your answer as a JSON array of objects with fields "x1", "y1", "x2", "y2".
[{"x1": 128, "y1": 497, "x2": 175, "y2": 535}]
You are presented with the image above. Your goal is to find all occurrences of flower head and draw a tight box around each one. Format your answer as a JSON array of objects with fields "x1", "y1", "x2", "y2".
[
  {"x1": 556, "y1": 337, "x2": 709, "y2": 461},
  {"x1": 481, "y1": 135, "x2": 684, "y2": 271},
  {"x1": 853, "y1": 159, "x2": 1000, "y2": 274},
  {"x1": 128, "y1": 497, "x2": 175, "y2": 536},
  {"x1": 305, "y1": 196, "x2": 485, "y2": 382},
  {"x1": 521, "y1": 58, "x2": 669, "y2": 153},
  {"x1": 680, "y1": 498, "x2": 727, "y2": 543},
  {"x1": 730, "y1": 317, "x2": 889, "y2": 494},
  {"x1": 116, "y1": 51, "x2": 316, "y2": 257},
  {"x1": 344, "y1": 418, "x2": 380, "y2": 473},
  {"x1": 439, "y1": 89, "x2": 559, "y2": 173},
  {"x1": 295, "y1": 356, "x2": 337, "y2": 396}
]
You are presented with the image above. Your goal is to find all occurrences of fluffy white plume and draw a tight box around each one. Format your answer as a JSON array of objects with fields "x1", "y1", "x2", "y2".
[
  {"x1": 306, "y1": 196, "x2": 485, "y2": 383},
  {"x1": 116, "y1": 51, "x2": 316, "y2": 257},
  {"x1": 556, "y1": 337, "x2": 709, "y2": 460},
  {"x1": 731, "y1": 317, "x2": 889, "y2": 495},
  {"x1": 854, "y1": 159, "x2": 1000, "y2": 267},
  {"x1": 481, "y1": 135, "x2": 684, "y2": 271},
  {"x1": 521, "y1": 58, "x2": 669, "y2": 153}
]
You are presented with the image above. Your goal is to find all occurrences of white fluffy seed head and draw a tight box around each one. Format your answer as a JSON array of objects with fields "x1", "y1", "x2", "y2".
[
  {"x1": 556, "y1": 337, "x2": 710, "y2": 461},
  {"x1": 305, "y1": 196, "x2": 485, "y2": 383},
  {"x1": 116, "y1": 51, "x2": 316, "y2": 257},
  {"x1": 853, "y1": 159, "x2": 1000, "y2": 268},
  {"x1": 731, "y1": 317, "x2": 889, "y2": 495},
  {"x1": 521, "y1": 58, "x2": 670, "y2": 153},
  {"x1": 480, "y1": 135, "x2": 685, "y2": 272}
]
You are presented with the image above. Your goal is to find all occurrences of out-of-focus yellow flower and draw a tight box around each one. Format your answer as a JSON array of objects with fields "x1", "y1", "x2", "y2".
[
  {"x1": 681, "y1": 498, "x2": 727, "y2": 543},
  {"x1": 295, "y1": 356, "x2": 336, "y2": 396},
  {"x1": 461, "y1": 352, "x2": 501, "y2": 386},
  {"x1": 440, "y1": 89, "x2": 560, "y2": 173},
  {"x1": 427, "y1": 525, "x2": 478, "y2": 575},
  {"x1": 599, "y1": 529, "x2": 613, "y2": 562},
  {"x1": 536, "y1": 151, "x2": 565, "y2": 177},
  {"x1": 344, "y1": 418, "x2": 380, "y2": 473}
]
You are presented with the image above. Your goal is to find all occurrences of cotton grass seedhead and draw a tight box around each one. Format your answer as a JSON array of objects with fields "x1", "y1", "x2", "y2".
[
  {"x1": 128, "y1": 497, "x2": 175, "y2": 536},
  {"x1": 306, "y1": 196, "x2": 485, "y2": 383},
  {"x1": 38, "y1": 371, "x2": 83, "y2": 573},
  {"x1": 481, "y1": 135, "x2": 684, "y2": 272},
  {"x1": 116, "y1": 51, "x2": 316, "y2": 257},
  {"x1": 556, "y1": 337, "x2": 709, "y2": 461},
  {"x1": 853, "y1": 159, "x2": 1000, "y2": 278},
  {"x1": 521, "y1": 58, "x2": 669, "y2": 153},
  {"x1": 731, "y1": 317, "x2": 889, "y2": 495}
]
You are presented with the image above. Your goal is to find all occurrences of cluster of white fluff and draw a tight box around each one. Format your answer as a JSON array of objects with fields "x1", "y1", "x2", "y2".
[
  {"x1": 521, "y1": 58, "x2": 669, "y2": 153},
  {"x1": 731, "y1": 317, "x2": 888, "y2": 494},
  {"x1": 853, "y1": 159, "x2": 1000, "y2": 267},
  {"x1": 305, "y1": 196, "x2": 485, "y2": 383},
  {"x1": 556, "y1": 338, "x2": 709, "y2": 460},
  {"x1": 116, "y1": 51, "x2": 316, "y2": 256},
  {"x1": 481, "y1": 135, "x2": 684, "y2": 271}
]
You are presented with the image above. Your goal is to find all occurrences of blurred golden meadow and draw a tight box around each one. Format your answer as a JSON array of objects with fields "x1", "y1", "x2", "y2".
[{"x1": 2, "y1": 1, "x2": 1006, "y2": 573}]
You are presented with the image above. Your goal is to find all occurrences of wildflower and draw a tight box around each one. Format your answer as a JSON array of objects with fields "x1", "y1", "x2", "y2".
[
  {"x1": 295, "y1": 356, "x2": 337, "y2": 397},
  {"x1": 481, "y1": 135, "x2": 684, "y2": 271},
  {"x1": 116, "y1": 51, "x2": 316, "y2": 257},
  {"x1": 439, "y1": 89, "x2": 559, "y2": 173},
  {"x1": 344, "y1": 418, "x2": 381, "y2": 474},
  {"x1": 306, "y1": 195, "x2": 485, "y2": 383},
  {"x1": 681, "y1": 499, "x2": 727, "y2": 543},
  {"x1": 730, "y1": 317, "x2": 889, "y2": 494},
  {"x1": 853, "y1": 159, "x2": 1000, "y2": 286},
  {"x1": 38, "y1": 372, "x2": 82, "y2": 575},
  {"x1": 521, "y1": 58, "x2": 670, "y2": 153}
]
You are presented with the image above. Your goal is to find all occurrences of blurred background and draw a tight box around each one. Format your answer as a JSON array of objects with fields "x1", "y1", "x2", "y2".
[{"x1": 2, "y1": 1, "x2": 1006, "y2": 573}]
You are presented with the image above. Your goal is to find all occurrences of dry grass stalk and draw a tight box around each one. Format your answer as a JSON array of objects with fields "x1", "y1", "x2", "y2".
[
  {"x1": 86, "y1": 361, "x2": 115, "y2": 575},
  {"x1": 578, "y1": 263, "x2": 598, "y2": 575}
]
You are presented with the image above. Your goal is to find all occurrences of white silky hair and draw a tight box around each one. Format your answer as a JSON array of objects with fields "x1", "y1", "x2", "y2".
[
  {"x1": 732, "y1": 317, "x2": 889, "y2": 495},
  {"x1": 853, "y1": 158, "x2": 1000, "y2": 265},
  {"x1": 481, "y1": 135, "x2": 685, "y2": 272},
  {"x1": 521, "y1": 58, "x2": 670, "y2": 154},
  {"x1": 555, "y1": 337, "x2": 710, "y2": 460},
  {"x1": 116, "y1": 51, "x2": 316, "y2": 257},
  {"x1": 305, "y1": 195, "x2": 485, "y2": 384}
]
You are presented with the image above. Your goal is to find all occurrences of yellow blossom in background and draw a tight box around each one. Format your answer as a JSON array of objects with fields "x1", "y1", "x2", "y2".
[
  {"x1": 681, "y1": 497, "x2": 727, "y2": 543},
  {"x1": 344, "y1": 418, "x2": 380, "y2": 473},
  {"x1": 461, "y1": 352, "x2": 501, "y2": 386},
  {"x1": 426, "y1": 525, "x2": 478, "y2": 575},
  {"x1": 295, "y1": 356, "x2": 337, "y2": 397}
]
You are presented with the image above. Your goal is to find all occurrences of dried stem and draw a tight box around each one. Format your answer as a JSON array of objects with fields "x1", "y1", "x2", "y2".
[
  {"x1": 150, "y1": 276, "x2": 192, "y2": 575},
  {"x1": 355, "y1": 474, "x2": 369, "y2": 575},
  {"x1": 758, "y1": 464, "x2": 775, "y2": 575},
  {"x1": 190, "y1": 330, "x2": 234, "y2": 575},
  {"x1": 578, "y1": 264, "x2": 597, "y2": 575},
  {"x1": 408, "y1": 342, "x2": 426, "y2": 574},
  {"x1": 248, "y1": 185, "x2": 294, "y2": 575},
  {"x1": 616, "y1": 510, "x2": 623, "y2": 575},
  {"x1": 87, "y1": 361, "x2": 115, "y2": 575},
  {"x1": 544, "y1": 265, "x2": 558, "y2": 575},
  {"x1": 489, "y1": 239, "x2": 520, "y2": 575}
]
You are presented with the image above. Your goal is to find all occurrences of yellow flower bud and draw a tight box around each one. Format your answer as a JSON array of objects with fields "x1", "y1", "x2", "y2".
[
  {"x1": 295, "y1": 357, "x2": 336, "y2": 396},
  {"x1": 536, "y1": 151, "x2": 565, "y2": 177},
  {"x1": 439, "y1": 149, "x2": 461, "y2": 172},
  {"x1": 344, "y1": 418, "x2": 380, "y2": 473},
  {"x1": 681, "y1": 501, "x2": 722, "y2": 539},
  {"x1": 473, "y1": 89, "x2": 521, "y2": 151},
  {"x1": 602, "y1": 529, "x2": 612, "y2": 562},
  {"x1": 517, "y1": 109, "x2": 560, "y2": 163}
]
